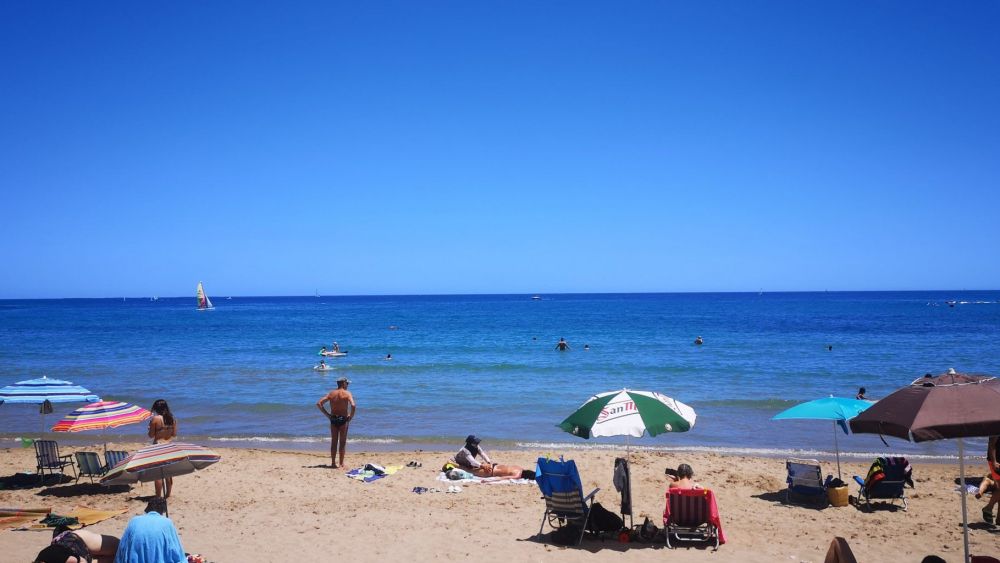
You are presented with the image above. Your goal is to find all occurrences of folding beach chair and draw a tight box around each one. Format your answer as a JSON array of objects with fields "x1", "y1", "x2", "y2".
[
  {"x1": 75, "y1": 451, "x2": 106, "y2": 483},
  {"x1": 785, "y1": 458, "x2": 827, "y2": 507},
  {"x1": 104, "y1": 450, "x2": 130, "y2": 471},
  {"x1": 613, "y1": 457, "x2": 633, "y2": 529},
  {"x1": 34, "y1": 440, "x2": 76, "y2": 483},
  {"x1": 853, "y1": 456, "x2": 911, "y2": 511},
  {"x1": 536, "y1": 457, "x2": 600, "y2": 546},
  {"x1": 662, "y1": 488, "x2": 726, "y2": 550}
]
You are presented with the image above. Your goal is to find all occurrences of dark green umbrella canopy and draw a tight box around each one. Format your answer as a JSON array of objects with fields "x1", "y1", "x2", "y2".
[{"x1": 559, "y1": 389, "x2": 696, "y2": 439}]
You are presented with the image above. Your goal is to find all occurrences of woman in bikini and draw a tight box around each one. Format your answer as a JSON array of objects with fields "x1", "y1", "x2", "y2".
[
  {"x1": 148, "y1": 399, "x2": 177, "y2": 498},
  {"x1": 32, "y1": 527, "x2": 119, "y2": 563}
]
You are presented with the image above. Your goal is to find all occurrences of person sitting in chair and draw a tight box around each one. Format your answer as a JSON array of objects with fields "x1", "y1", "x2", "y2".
[
  {"x1": 666, "y1": 463, "x2": 701, "y2": 490},
  {"x1": 454, "y1": 435, "x2": 524, "y2": 479}
]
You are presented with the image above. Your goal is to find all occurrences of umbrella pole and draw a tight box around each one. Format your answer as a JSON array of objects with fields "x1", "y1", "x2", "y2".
[
  {"x1": 958, "y1": 438, "x2": 969, "y2": 563},
  {"x1": 833, "y1": 421, "x2": 842, "y2": 480}
]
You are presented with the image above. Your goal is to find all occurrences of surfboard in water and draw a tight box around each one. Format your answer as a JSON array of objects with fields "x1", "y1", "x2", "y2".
[{"x1": 196, "y1": 281, "x2": 215, "y2": 311}]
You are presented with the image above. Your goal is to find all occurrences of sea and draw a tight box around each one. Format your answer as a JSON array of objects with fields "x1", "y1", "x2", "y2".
[{"x1": 1, "y1": 291, "x2": 998, "y2": 462}]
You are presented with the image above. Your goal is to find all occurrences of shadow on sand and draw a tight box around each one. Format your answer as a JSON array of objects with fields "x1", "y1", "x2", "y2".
[
  {"x1": 37, "y1": 482, "x2": 132, "y2": 498},
  {"x1": 0, "y1": 472, "x2": 73, "y2": 490}
]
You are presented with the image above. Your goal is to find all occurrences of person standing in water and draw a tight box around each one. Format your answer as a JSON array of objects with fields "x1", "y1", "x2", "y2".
[
  {"x1": 148, "y1": 399, "x2": 177, "y2": 498},
  {"x1": 316, "y1": 377, "x2": 357, "y2": 468},
  {"x1": 555, "y1": 337, "x2": 570, "y2": 351}
]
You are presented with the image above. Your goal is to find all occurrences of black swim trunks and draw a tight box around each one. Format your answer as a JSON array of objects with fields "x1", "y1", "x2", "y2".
[{"x1": 330, "y1": 415, "x2": 348, "y2": 427}]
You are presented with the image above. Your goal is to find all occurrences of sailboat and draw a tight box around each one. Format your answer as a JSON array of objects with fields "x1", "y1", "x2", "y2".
[{"x1": 196, "y1": 282, "x2": 215, "y2": 311}]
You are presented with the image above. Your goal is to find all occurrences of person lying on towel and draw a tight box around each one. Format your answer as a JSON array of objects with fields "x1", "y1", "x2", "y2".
[{"x1": 454, "y1": 435, "x2": 525, "y2": 479}]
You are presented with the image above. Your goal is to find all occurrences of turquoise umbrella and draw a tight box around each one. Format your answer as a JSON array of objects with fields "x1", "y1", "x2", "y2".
[{"x1": 772, "y1": 397, "x2": 872, "y2": 479}]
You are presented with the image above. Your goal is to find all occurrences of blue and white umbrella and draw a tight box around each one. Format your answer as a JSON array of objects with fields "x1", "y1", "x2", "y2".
[{"x1": 0, "y1": 376, "x2": 101, "y2": 438}]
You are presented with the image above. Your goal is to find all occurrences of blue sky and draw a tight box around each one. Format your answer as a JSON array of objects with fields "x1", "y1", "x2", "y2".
[{"x1": 1, "y1": 2, "x2": 998, "y2": 298}]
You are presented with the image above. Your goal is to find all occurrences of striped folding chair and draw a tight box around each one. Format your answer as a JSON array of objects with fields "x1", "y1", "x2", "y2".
[
  {"x1": 34, "y1": 440, "x2": 76, "y2": 483},
  {"x1": 663, "y1": 488, "x2": 725, "y2": 550},
  {"x1": 536, "y1": 457, "x2": 600, "y2": 546}
]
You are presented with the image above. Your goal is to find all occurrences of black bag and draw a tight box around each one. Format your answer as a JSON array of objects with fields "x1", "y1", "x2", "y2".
[
  {"x1": 551, "y1": 524, "x2": 583, "y2": 545},
  {"x1": 586, "y1": 501, "x2": 624, "y2": 533}
]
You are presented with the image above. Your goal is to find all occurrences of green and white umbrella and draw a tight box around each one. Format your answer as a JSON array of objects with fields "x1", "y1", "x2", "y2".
[{"x1": 558, "y1": 389, "x2": 697, "y2": 439}]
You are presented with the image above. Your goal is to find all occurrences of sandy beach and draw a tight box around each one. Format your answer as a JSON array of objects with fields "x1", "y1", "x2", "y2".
[{"x1": 2, "y1": 444, "x2": 997, "y2": 562}]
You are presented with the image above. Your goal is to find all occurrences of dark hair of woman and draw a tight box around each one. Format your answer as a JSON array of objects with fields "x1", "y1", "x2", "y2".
[{"x1": 152, "y1": 399, "x2": 174, "y2": 427}]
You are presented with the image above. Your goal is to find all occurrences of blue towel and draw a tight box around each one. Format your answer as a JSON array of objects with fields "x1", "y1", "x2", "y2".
[{"x1": 114, "y1": 512, "x2": 186, "y2": 563}]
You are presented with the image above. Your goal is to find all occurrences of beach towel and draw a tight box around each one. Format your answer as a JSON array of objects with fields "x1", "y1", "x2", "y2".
[
  {"x1": 114, "y1": 512, "x2": 185, "y2": 563},
  {"x1": 0, "y1": 507, "x2": 51, "y2": 529},
  {"x1": 662, "y1": 488, "x2": 727, "y2": 545},
  {"x1": 346, "y1": 464, "x2": 400, "y2": 483},
  {"x1": 435, "y1": 472, "x2": 532, "y2": 485},
  {"x1": 24, "y1": 505, "x2": 128, "y2": 531}
]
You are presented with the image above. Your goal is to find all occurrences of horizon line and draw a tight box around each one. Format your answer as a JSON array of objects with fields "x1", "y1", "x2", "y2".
[{"x1": 1, "y1": 288, "x2": 996, "y2": 301}]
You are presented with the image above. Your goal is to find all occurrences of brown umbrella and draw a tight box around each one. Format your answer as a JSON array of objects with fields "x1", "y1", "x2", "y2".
[{"x1": 849, "y1": 369, "x2": 1000, "y2": 563}]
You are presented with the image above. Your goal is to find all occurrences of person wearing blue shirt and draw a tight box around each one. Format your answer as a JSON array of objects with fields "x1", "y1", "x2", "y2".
[{"x1": 114, "y1": 498, "x2": 186, "y2": 563}]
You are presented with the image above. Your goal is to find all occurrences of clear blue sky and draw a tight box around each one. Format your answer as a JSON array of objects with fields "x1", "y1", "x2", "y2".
[{"x1": 1, "y1": 1, "x2": 997, "y2": 298}]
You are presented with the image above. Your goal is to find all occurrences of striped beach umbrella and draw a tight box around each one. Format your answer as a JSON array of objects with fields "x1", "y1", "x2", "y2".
[
  {"x1": 52, "y1": 401, "x2": 152, "y2": 453},
  {"x1": 101, "y1": 442, "x2": 221, "y2": 486},
  {"x1": 52, "y1": 401, "x2": 152, "y2": 432},
  {"x1": 0, "y1": 376, "x2": 100, "y2": 405},
  {"x1": 558, "y1": 389, "x2": 697, "y2": 439},
  {"x1": 101, "y1": 442, "x2": 221, "y2": 516},
  {"x1": 0, "y1": 376, "x2": 100, "y2": 438}
]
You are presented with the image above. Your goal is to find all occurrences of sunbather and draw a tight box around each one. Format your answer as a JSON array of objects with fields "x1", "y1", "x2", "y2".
[
  {"x1": 454, "y1": 435, "x2": 524, "y2": 479},
  {"x1": 666, "y1": 463, "x2": 701, "y2": 490},
  {"x1": 33, "y1": 527, "x2": 120, "y2": 563}
]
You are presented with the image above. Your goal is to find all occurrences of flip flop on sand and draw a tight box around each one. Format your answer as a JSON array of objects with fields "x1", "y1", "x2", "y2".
[{"x1": 406, "y1": 461, "x2": 423, "y2": 468}]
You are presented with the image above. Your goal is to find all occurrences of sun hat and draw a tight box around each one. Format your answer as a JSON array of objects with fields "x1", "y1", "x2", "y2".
[{"x1": 466, "y1": 434, "x2": 481, "y2": 445}]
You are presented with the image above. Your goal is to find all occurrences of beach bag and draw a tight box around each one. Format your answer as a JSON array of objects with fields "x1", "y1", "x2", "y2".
[
  {"x1": 586, "y1": 502, "x2": 623, "y2": 534},
  {"x1": 551, "y1": 524, "x2": 583, "y2": 546}
]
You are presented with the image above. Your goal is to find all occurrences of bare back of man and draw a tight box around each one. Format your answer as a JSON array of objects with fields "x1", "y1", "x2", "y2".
[{"x1": 316, "y1": 383, "x2": 356, "y2": 468}]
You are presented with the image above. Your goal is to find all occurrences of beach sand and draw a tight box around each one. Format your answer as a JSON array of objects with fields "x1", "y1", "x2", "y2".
[{"x1": 2, "y1": 444, "x2": 997, "y2": 561}]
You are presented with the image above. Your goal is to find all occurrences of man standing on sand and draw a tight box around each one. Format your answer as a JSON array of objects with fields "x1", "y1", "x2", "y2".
[{"x1": 316, "y1": 377, "x2": 356, "y2": 468}]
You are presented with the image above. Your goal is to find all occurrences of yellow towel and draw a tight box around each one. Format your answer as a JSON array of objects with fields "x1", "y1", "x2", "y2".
[{"x1": 24, "y1": 505, "x2": 127, "y2": 531}]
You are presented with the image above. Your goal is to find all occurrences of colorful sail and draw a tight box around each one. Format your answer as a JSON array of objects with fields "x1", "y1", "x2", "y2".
[{"x1": 196, "y1": 282, "x2": 214, "y2": 310}]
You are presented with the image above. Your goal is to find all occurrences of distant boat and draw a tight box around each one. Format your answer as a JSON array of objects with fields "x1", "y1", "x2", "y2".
[
  {"x1": 151, "y1": 296, "x2": 159, "y2": 302},
  {"x1": 947, "y1": 300, "x2": 957, "y2": 307},
  {"x1": 226, "y1": 296, "x2": 232, "y2": 300},
  {"x1": 197, "y1": 282, "x2": 215, "y2": 311},
  {"x1": 531, "y1": 295, "x2": 541, "y2": 301},
  {"x1": 315, "y1": 289, "x2": 321, "y2": 298}
]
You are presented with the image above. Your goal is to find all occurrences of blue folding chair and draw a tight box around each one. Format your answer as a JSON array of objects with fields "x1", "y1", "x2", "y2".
[
  {"x1": 536, "y1": 457, "x2": 600, "y2": 546},
  {"x1": 104, "y1": 450, "x2": 130, "y2": 471},
  {"x1": 785, "y1": 458, "x2": 827, "y2": 507},
  {"x1": 853, "y1": 456, "x2": 911, "y2": 511}
]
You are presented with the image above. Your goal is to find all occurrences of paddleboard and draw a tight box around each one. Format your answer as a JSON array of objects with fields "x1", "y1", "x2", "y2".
[
  {"x1": 319, "y1": 351, "x2": 348, "y2": 357},
  {"x1": 313, "y1": 365, "x2": 335, "y2": 371}
]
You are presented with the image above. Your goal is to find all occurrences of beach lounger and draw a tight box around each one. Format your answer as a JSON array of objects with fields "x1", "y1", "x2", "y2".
[
  {"x1": 853, "y1": 456, "x2": 912, "y2": 511},
  {"x1": 74, "y1": 451, "x2": 106, "y2": 483},
  {"x1": 785, "y1": 458, "x2": 827, "y2": 507},
  {"x1": 34, "y1": 440, "x2": 76, "y2": 483},
  {"x1": 104, "y1": 450, "x2": 130, "y2": 471},
  {"x1": 662, "y1": 488, "x2": 726, "y2": 550},
  {"x1": 536, "y1": 457, "x2": 600, "y2": 546}
]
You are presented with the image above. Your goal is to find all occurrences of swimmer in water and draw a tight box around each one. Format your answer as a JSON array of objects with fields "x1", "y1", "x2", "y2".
[
  {"x1": 584, "y1": 344, "x2": 590, "y2": 351},
  {"x1": 555, "y1": 337, "x2": 570, "y2": 351},
  {"x1": 318, "y1": 359, "x2": 327, "y2": 369},
  {"x1": 385, "y1": 353, "x2": 392, "y2": 361},
  {"x1": 856, "y1": 387, "x2": 867, "y2": 400},
  {"x1": 694, "y1": 336, "x2": 703, "y2": 345}
]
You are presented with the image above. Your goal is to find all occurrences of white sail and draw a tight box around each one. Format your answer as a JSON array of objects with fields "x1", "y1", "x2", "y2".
[{"x1": 197, "y1": 282, "x2": 214, "y2": 310}]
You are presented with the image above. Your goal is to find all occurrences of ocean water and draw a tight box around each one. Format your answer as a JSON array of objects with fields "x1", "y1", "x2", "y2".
[{"x1": 1, "y1": 292, "x2": 998, "y2": 461}]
